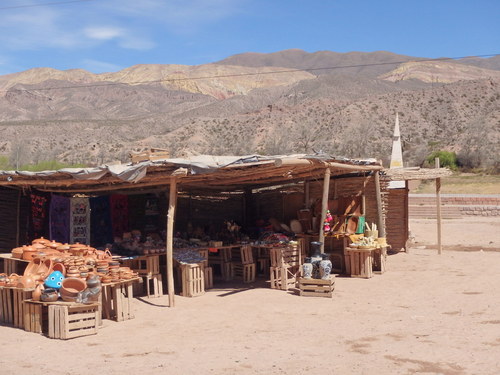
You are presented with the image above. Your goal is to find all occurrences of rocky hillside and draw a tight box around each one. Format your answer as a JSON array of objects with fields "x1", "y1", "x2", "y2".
[{"x1": 0, "y1": 50, "x2": 498, "y2": 170}]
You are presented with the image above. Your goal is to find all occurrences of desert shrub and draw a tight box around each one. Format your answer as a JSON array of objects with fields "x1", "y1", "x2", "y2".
[{"x1": 425, "y1": 150, "x2": 458, "y2": 170}]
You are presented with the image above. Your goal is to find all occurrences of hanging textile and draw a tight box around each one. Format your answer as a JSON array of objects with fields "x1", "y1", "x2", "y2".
[
  {"x1": 70, "y1": 197, "x2": 90, "y2": 244},
  {"x1": 49, "y1": 194, "x2": 70, "y2": 244},
  {"x1": 30, "y1": 192, "x2": 50, "y2": 240},
  {"x1": 90, "y1": 196, "x2": 113, "y2": 247},
  {"x1": 110, "y1": 194, "x2": 129, "y2": 238}
]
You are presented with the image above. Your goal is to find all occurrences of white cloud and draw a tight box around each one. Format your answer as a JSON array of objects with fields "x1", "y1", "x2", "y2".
[{"x1": 84, "y1": 26, "x2": 124, "y2": 41}]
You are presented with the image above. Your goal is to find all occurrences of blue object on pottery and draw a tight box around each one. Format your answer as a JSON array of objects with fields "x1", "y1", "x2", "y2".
[{"x1": 44, "y1": 271, "x2": 65, "y2": 289}]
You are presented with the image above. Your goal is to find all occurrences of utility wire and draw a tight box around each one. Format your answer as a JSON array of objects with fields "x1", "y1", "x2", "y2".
[
  {"x1": 1, "y1": 53, "x2": 499, "y2": 94},
  {"x1": 0, "y1": 0, "x2": 95, "y2": 10}
]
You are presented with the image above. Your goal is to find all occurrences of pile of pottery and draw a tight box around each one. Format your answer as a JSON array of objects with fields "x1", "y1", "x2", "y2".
[{"x1": 99, "y1": 265, "x2": 136, "y2": 284}]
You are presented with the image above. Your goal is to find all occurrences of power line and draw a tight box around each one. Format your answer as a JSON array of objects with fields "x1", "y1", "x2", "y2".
[
  {"x1": 0, "y1": 0, "x2": 95, "y2": 11},
  {"x1": 2, "y1": 53, "x2": 499, "y2": 94}
]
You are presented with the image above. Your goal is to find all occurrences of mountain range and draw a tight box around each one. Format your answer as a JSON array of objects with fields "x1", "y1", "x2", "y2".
[{"x1": 0, "y1": 49, "x2": 499, "y2": 170}]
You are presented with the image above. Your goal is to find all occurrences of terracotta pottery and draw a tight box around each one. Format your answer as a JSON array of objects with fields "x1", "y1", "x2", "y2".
[
  {"x1": 32, "y1": 283, "x2": 43, "y2": 301},
  {"x1": 6, "y1": 273, "x2": 20, "y2": 287},
  {"x1": 32, "y1": 237, "x2": 50, "y2": 246},
  {"x1": 16, "y1": 274, "x2": 36, "y2": 289},
  {"x1": 22, "y1": 246, "x2": 39, "y2": 261},
  {"x1": 24, "y1": 257, "x2": 42, "y2": 276},
  {"x1": 36, "y1": 259, "x2": 54, "y2": 280},
  {"x1": 53, "y1": 263, "x2": 66, "y2": 276},
  {"x1": 56, "y1": 243, "x2": 71, "y2": 252},
  {"x1": 47, "y1": 241, "x2": 62, "y2": 249},
  {"x1": 11, "y1": 246, "x2": 24, "y2": 259},
  {"x1": 60, "y1": 278, "x2": 86, "y2": 298}
]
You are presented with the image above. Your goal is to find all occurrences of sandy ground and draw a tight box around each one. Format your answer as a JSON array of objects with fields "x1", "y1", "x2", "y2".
[{"x1": 1, "y1": 217, "x2": 500, "y2": 375}]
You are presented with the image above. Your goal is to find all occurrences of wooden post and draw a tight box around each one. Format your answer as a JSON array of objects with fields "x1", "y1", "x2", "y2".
[
  {"x1": 304, "y1": 181, "x2": 310, "y2": 208},
  {"x1": 16, "y1": 190, "x2": 21, "y2": 247},
  {"x1": 166, "y1": 177, "x2": 177, "y2": 307},
  {"x1": 374, "y1": 171, "x2": 386, "y2": 238},
  {"x1": 435, "y1": 158, "x2": 442, "y2": 255},
  {"x1": 318, "y1": 168, "x2": 331, "y2": 253}
]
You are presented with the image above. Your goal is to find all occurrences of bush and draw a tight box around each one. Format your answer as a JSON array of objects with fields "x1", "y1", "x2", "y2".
[{"x1": 425, "y1": 150, "x2": 458, "y2": 170}]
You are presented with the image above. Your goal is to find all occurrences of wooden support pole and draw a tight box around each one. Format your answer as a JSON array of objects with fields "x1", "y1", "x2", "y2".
[
  {"x1": 304, "y1": 181, "x2": 310, "y2": 208},
  {"x1": 435, "y1": 158, "x2": 442, "y2": 255},
  {"x1": 374, "y1": 171, "x2": 386, "y2": 238},
  {"x1": 166, "y1": 177, "x2": 177, "y2": 307},
  {"x1": 318, "y1": 168, "x2": 331, "y2": 253}
]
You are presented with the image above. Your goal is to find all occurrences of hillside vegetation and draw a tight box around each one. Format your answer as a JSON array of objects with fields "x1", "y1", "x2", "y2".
[{"x1": 0, "y1": 50, "x2": 498, "y2": 172}]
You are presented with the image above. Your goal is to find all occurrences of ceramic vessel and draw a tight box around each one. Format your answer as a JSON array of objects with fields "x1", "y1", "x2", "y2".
[
  {"x1": 60, "y1": 277, "x2": 86, "y2": 298},
  {"x1": 32, "y1": 237, "x2": 50, "y2": 245},
  {"x1": 32, "y1": 284, "x2": 43, "y2": 301},
  {"x1": 40, "y1": 288, "x2": 59, "y2": 302},
  {"x1": 302, "y1": 262, "x2": 313, "y2": 279},
  {"x1": 319, "y1": 259, "x2": 332, "y2": 280},
  {"x1": 16, "y1": 274, "x2": 36, "y2": 289}
]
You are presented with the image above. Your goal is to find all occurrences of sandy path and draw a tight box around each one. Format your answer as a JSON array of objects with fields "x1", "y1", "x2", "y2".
[{"x1": 1, "y1": 218, "x2": 499, "y2": 374}]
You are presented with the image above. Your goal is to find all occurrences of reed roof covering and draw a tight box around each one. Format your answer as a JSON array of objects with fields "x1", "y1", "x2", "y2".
[{"x1": 0, "y1": 154, "x2": 384, "y2": 194}]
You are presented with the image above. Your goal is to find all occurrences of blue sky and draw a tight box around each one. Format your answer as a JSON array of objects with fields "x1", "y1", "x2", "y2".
[{"x1": 0, "y1": 0, "x2": 498, "y2": 74}]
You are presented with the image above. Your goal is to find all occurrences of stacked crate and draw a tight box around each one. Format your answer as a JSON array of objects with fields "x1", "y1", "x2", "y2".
[
  {"x1": 269, "y1": 243, "x2": 302, "y2": 291},
  {"x1": 231, "y1": 245, "x2": 256, "y2": 283},
  {"x1": 197, "y1": 249, "x2": 213, "y2": 289},
  {"x1": 0, "y1": 286, "x2": 34, "y2": 328},
  {"x1": 123, "y1": 255, "x2": 163, "y2": 298},
  {"x1": 208, "y1": 247, "x2": 233, "y2": 281}
]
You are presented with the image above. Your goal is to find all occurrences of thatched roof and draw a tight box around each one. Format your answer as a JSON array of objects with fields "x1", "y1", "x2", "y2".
[{"x1": 0, "y1": 154, "x2": 383, "y2": 194}]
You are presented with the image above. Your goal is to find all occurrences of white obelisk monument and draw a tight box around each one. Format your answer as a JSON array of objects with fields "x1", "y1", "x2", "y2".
[{"x1": 389, "y1": 113, "x2": 405, "y2": 188}]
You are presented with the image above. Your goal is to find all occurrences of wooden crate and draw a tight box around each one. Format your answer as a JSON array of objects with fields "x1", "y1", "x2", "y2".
[
  {"x1": 0, "y1": 286, "x2": 13, "y2": 325},
  {"x1": 233, "y1": 263, "x2": 256, "y2": 283},
  {"x1": 347, "y1": 248, "x2": 374, "y2": 278},
  {"x1": 270, "y1": 267, "x2": 297, "y2": 291},
  {"x1": 127, "y1": 255, "x2": 160, "y2": 277},
  {"x1": 23, "y1": 300, "x2": 46, "y2": 334},
  {"x1": 204, "y1": 266, "x2": 213, "y2": 289},
  {"x1": 48, "y1": 304, "x2": 99, "y2": 339},
  {"x1": 101, "y1": 279, "x2": 137, "y2": 321},
  {"x1": 23, "y1": 300, "x2": 98, "y2": 339},
  {"x1": 180, "y1": 263, "x2": 205, "y2": 297},
  {"x1": 298, "y1": 276, "x2": 336, "y2": 298},
  {"x1": 0, "y1": 286, "x2": 33, "y2": 327},
  {"x1": 0, "y1": 254, "x2": 28, "y2": 275}
]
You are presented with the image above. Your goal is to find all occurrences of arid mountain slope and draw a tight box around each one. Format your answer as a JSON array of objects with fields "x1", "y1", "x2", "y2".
[{"x1": 0, "y1": 50, "x2": 498, "y2": 170}]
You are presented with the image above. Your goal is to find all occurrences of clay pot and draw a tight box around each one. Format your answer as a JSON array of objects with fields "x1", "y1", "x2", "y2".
[
  {"x1": 47, "y1": 241, "x2": 62, "y2": 249},
  {"x1": 11, "y1": 246, "x2": 24, "y2": 259},
  {"x1": 24, "y1": 257, "x2": 42, "y2": 276},
  {"x1": 53, "y1": 263, "x2": 66, "y2": 276},
  {"x1": 32, "y1": 237, "x2": 50, "y2": 245},
  {"x1": 32, "y1": 284, "x2": 43, "y2": 301},
  {"x1": 22, "y1": 246, "x2": 39, "y2": 261},
  {"x1": 16, "y1": 274, "x2": 37, "y2": 289},
  {"x1": 56, "y1": 243, "x2": 71, "y2": 252},
  {"x1": 40, "y1": 288, "x2": 59, "y2": 302},
  {"x1": 6, "y1": 273, "x2": 20, "y2": 287},
  {"x1": 60, "y1": 277, "x2": 86, "y2": 298}
]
